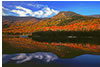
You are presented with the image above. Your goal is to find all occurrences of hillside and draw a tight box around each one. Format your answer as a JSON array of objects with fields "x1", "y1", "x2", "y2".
[
  {"x1": 2, "y1": 11, "x2": 100, "y2": 34},
  {"x1": 88, "y1": 15, "x2": 100, "y2": 18},
  {"x1": 34, "y1": 11, "x2": 95, "y2": 27},
  {"x1": 2, "y1": 16, "x2": 42, "y2": 28}
]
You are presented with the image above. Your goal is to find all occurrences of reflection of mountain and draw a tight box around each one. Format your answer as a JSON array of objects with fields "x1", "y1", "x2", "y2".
[
  {"x1": 3, "y1": 52, "x2": 100, "y2": 67},
  {"x1": 3, "y1": 37, "x2": 100, "y2": 58}
]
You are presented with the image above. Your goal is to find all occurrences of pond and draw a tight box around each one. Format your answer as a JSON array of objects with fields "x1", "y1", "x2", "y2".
[{"x1": 2, "y1": 35, "x2": 100, "y2": 67}]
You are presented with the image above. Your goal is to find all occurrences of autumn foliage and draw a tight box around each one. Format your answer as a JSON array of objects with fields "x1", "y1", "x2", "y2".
[
  {"x1": 2, "y1": 19, "x2": 100, "y2": 34},
  {"x1": 43, "y1": 19, "x2": 100, "y2": 31}
]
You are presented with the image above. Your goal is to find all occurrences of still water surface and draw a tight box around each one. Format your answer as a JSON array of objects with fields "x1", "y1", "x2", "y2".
[{"x1": 2, "y1": 35, "x2": 100, "y2": 67}]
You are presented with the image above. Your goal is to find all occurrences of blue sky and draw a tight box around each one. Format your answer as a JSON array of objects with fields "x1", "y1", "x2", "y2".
[{"x1": 2, "y1": 1, "x2": 100, "y2": 18}]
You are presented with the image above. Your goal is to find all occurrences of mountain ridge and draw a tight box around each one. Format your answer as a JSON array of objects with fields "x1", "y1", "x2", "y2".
[
  {"x1": 88, "y1": 15, "x2": 100, "y2": 18},
  {"x1": 2, "y1": 11, "x2": 100, "y2": 34}
]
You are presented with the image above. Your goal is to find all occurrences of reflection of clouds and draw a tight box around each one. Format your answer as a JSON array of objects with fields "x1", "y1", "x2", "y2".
[
  {"x1": 2, "y1": 52, "x2": 58, "y2": 64},
  {"x1": 34, "y1": 55, "x2": 43, "y2": 60},
  {"x1": 11, "y1": 53, "x2": 26, "y2": 60},
  {"x1": 3, "y1": 53, "x2": 100, "y2": 66}
]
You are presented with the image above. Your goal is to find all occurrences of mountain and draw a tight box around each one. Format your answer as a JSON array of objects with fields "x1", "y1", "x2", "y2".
[
  {"x1": 35, "y1": 11, "x2": 95, "y2": 26},
  {"x1": 52, "y1": 11, "x2": 81, "y2": 19},
  {"x1": 2, "y1": 11, "x2": 95, "y2": 28},
  {"x1": 2, "y1": 16, "x2": 42, "y2": 22},
  {"x1": 33, "y1": 11, "x2": 99, "y2": 32},
  {"x1": 2, "y1": 11, "x2": 100, "y2": 34},
  {"x1": 2, "y1": 16, "x2": 43, "y2": 28},
  {"x1": 53, "y1": 11, "x2": 95, "y2": 25},
  {"x1": 88, "y1": 15, "x2": 100, "y2": 18}
]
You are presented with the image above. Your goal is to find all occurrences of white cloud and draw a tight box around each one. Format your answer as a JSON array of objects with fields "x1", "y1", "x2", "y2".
[
  {"x1": 51, "y1": 9, "x2": 59, "y2": 14},
  {"x1": 2, "y1": 7, "x2": 10, "y2": 16},
  {"x1": 32, "y1": 7, "x2": 59, "y2": 18},
  {"x1": 16, "y1": 6, "x2": 32, "y2": 14},
  {"x1": 12, "y1": 10, "x2": 27, "y2": 16},
  {"x1": 43, "y1": 7, "x2": 53, "y2": 17},
  {"x1": 2, "y1": 7, "x2": 9, "y2": 11},
  {"x1": 11, "y1": 6, "x2": 33, "y2": 17},
  {"x1": 32, "y1": 10, "x2": 44, "y2": 17},
  {"x1": 2, "y1": 6, "x2": 59, "y2": 18}
]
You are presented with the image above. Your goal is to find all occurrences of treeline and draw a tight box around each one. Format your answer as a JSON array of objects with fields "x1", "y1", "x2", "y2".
[
  {"x1": 32, "y1": 30, "x2": 100, "y2": 37},
  {"x1": 31, "y1": 30, "x2": 100, "y2": 44}
]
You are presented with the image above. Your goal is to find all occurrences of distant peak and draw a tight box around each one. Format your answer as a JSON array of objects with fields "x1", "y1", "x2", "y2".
[
  {"x1": 58, "y1": 11, "x2": 76, "y2": 14},
  {"x1": 55, "y1": 11, "x2": 80, "y2": 17},
  {"x1": 60, "y1": 11, "x2": 75, "y2": 13}
]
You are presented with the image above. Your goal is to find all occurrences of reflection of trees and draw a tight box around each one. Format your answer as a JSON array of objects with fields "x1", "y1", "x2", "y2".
[
  {"x1": 32, "y1": 31, "x2": 100, "y2": 44},
  {"x1": 3, "y1": 37, "x2": 100, "y2": 58}
]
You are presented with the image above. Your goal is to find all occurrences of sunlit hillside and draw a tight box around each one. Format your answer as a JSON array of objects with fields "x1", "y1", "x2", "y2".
[{"x1": 2, "y1": 11, "x2": 100, "y2": 34}]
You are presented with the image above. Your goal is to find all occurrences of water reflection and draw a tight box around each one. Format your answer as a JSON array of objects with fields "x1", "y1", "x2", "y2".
[
  {"x1": 32, "y1": 31, "x2": 100, "y2": 44},
  {"x1": 3, "y1": 52, "x2": 58, "y2": 64},
  {"x1": 2, "y1": 36, "x2": 100, "y2": 58},
  {"x1": 2, "y1": 52, "x2": 100, "y2": 67}
]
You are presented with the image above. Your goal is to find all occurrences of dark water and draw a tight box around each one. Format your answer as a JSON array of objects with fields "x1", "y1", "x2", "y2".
[{"x1": 2, "y1": 35, "x2": 100, "y2": 67}]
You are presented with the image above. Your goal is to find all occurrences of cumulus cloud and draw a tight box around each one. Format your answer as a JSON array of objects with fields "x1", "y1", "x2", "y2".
[
  {"x1": 32, "y1": 7, "x2": 59, "y2": 18},
  {"x1": 32, "y1": 10, "x2": 44, "y2": 17},
  {"x1": 16, "y1": 6, "x2": 32, "y2": 14},
  {"x1": 2, "y1": 5, "x2": 59, "y2": 18},
  {"x1": 11, "y1": 10, "x2": 27, "y2": 16},
  {"x1": 11, "y1": 6, "x2": 33, "y2": 16}
]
